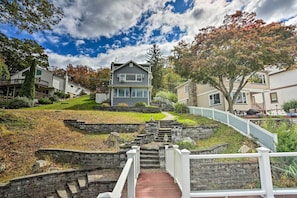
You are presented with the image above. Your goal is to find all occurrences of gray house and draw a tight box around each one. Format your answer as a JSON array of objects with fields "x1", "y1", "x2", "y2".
[{"x1": 109, "y1": 60, "x2": 152, "y2": 106}]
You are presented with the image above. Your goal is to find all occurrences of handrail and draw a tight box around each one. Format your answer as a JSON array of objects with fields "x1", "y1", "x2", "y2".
[
  {"x1": 188, "y1": 106, "x2": 277, "y2": 151},
  {"x1": 111, "y1": 158, "x2": 133, "y2": 197},
  {"x1": 97, "y1": 146, "x2": 140, "y2": 198},
  {"x1": 165, "y1": 145, "x2": 297, "y2": 198}
]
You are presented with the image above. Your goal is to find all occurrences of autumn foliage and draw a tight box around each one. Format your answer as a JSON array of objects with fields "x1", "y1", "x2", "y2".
[
  {"x1": 51, "y1": 65, "x2": 110, "y2": 91},
  {"x1": 172, "y1": 11, "x2": 297, "y2": 112}
]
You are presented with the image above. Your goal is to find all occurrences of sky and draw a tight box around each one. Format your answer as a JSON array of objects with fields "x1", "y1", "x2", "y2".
[{"x1": 1, "y1": 0, "x2": 297, "y2": 69}]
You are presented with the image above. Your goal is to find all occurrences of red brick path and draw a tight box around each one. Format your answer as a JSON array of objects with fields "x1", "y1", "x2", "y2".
[{"x1": 136, "y1": 169, "x2": 182, "y2": 198}]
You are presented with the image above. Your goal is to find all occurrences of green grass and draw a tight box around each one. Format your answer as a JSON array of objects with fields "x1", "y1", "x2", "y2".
[
  {"x1": 173, "y1": 113, "x2": 258, "y2": 153},
  {"x1": 171, "y1": 112, "x2": 217, "y2": 126},
  {"x1": 32, "y1": 95, "x2": 97, "y2": 110},
  {"x1": 31, "y1": 95, "x2": 166, "y2": 121}
]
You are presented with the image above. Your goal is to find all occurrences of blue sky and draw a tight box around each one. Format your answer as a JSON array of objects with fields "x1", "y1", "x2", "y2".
[{"x1": 1, "y1": 0, "x2": 297, "y2": 69}]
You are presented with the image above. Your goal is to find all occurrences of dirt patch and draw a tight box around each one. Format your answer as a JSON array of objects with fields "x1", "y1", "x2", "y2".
[{"x1": 0, "y1": 110, "x2": 139, "y2": 183}]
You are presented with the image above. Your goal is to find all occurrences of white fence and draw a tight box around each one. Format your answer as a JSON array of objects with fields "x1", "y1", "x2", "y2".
[
  {"x1": 165, "y1": 145, "x2": 297, "y2": 198},
  {"x1": 97, "y1": 146, "x2": 140, "y2": 198},
  {"x1": 188, "y1": 106, "x2": 278, "y2": 151}
]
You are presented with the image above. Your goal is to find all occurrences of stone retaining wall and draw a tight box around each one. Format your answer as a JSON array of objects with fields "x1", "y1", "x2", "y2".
[
  {"x1": 190, "y1": 161, "x2": 259, "y2": 190},
  {"x1": 0, "y1": 168, "x2": 118, "y2": 198},
  {"x1": 182, "y1": 126, "x2": 216, "y2": 140},
  {"x1": 95, "y1": 106, "x2": 161, "y2": 113},
  {"x1": 35, "y1": 148, "x2": 127, "y2": 169},
  {"x1": 64, "y1": 119, "x2": 144, "y2": 133}
]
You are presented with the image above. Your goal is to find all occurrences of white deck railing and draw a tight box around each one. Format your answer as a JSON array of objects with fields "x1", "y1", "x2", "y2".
[
  {"x1": 97, "y1": 146, "x2": 140, "y2": 198},
  {"x1": 165, "y1": 145, "x2": 297, "y2": 198},
  {"x1": 188, "y1": 106, "x2": 278, "y2": 151}
]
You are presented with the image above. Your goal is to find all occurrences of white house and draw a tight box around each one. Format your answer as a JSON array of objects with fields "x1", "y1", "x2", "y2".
[
  {"x1": 263, "y1": 68, "x2": 297, "y2": 114},
  {"x1": 0, "y1": 66, "x2": 90, "y2": 98}
]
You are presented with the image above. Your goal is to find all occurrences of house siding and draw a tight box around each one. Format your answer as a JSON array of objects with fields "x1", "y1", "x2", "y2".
[
  {"x1": 176, "y1": 72, "x2": 269, "y2": 112},
  {"x1": 264, "y1": 69, "x2": 297, "y2": 111},
  {"x1": 110, "y1": 61, "x2": 152, "y2": 106}
]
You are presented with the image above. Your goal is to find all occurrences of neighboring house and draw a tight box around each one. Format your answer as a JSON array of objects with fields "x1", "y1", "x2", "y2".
[
  {"x1": 262, "y1": 68, "x2": 297, "y2": 114},
  {"x1": 0, "y1": 66, "x2": 90, "y2": 99},
  {"x1": 176, "y1": 72, "x2": 269, "y2": 112},
  {"x1": 109, "y1": 60, "x2": 152, "y2": 106}
]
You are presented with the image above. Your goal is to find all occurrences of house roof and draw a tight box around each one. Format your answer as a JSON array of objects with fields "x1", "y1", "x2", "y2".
[{"x1": 111, "y1": 60, "x2": 150, "y2": 73}]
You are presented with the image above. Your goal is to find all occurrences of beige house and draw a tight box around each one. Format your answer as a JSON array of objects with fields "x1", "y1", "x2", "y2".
[{"x1": 176, "y1": 72, "x2": 269, "y2": 112}]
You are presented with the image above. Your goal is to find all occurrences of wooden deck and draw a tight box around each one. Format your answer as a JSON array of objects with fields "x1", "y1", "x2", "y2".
[
  {"x1": 132, "y1": 169, "x2": 297, "y2": 198},
  {"x1": 136, "y1": 169, "x2": 181, "y2": 198}
]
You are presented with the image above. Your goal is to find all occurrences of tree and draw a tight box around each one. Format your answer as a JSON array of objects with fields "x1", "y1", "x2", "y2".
[
  {"x1": 19, "y1": 58, "x2": 36, "y2": 99},
  {"x1": 51, "y1": 65, "x2": 110, "y2": 91},
  {"x1": 147, "y1": 44, "x2": 164, "y2": 96},
  {"x1": 172, "y1": 11, "x2": 297, "y2": 113},
  {"x1": 0, "y1": 33, "x2": 49, "y2": 74},
  {"x1": 0, "y1": 55, "x2": 9, "y2": 80},
  {"x1": 162, "y1": 67, "x2": 182, "y2": 92},
  {"x1": 0, "y1": 0, "x2": 63, "y2": 33}
]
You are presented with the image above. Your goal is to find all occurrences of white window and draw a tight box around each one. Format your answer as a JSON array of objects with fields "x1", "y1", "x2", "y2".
[
  {"x1": 114, "y1": 88, "x2": 130, "y2": 98},
  {"x1": 131, "y1": 88, "x2": 147, "y2": 98},
  {"x1": 118, "y1": 73, "x2": 143, "y2": 82},
  {"x1": 119, "y1": 74, "x2": 125, "y2": 82},
  {"x1": 250, "y1": 73, "x2": 266, "y2": 84},
  {"x1": 184, "y1": 84, "x2": 189, "y2": 93},
  {"x1": 231, "y1": 92, "x2": 247, "y2": 104},
  {"x1": 209, "y1": 93, "x2": 221, "y2": 106}
]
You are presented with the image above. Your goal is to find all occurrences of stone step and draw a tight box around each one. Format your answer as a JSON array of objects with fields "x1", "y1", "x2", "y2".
[
  {"x1": 141, "y1": 159, "x2": 159, "y2": 164},
  {"x1": 56, "y1": 189, "x2": 69, "y2": 198},
  {"x1": 140, "y1": 154, "x2": 159, "y2": 159},
  {"x1": 140, "y1": 150, "x2": 158, "y2": 155},
  {"x1": 140, "y1": 148, "x2": 158, "y2": 152},
  {"x1": 67, "y1": 181, "x2": 80, "y2": 195},
  {"x1": 140, "y1": 164, "x2": 160, "y2": 169},
  {"x1": 77, "y1": 176, "x2": 88, "y2": 189},
  {"x1": 88, "y1": 173, "x2": 104, "y2": 183}
]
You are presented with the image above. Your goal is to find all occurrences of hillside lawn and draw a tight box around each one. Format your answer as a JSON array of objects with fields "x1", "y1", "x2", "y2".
[{"x1": 0, "y1": 96, "x2": 257, "y2": 183}]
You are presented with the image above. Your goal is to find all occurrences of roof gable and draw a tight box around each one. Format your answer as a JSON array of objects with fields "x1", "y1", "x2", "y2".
[{"x1": 112, "y1": 60, "x2": 150, "y2": 73}]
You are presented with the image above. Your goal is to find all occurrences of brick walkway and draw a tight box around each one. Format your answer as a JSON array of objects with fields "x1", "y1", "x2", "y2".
[{"x1": 136, "y1": 169, "x2": 181, "y2": 198}]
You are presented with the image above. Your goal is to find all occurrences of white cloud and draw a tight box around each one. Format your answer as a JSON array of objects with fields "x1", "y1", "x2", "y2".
[
  {"x1": 52, "y1": 0, "x2": 170, "y2": 39},
  {"x1": 75, "y1": 39, "x2": 85, "y2": 47},
  {"x1": 47, "y1": 40, "x2": 177, "y2": 69},
  {"x1": 47, "y1": 0, "x2": 297, "y2": 68}
]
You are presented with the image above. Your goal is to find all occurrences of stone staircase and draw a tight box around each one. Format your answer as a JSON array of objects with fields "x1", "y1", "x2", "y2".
[
  {"x1": 155, "y1": 128, "x2": 172, "y2": 142},
  {"x1": 45, "y1": 171, "x2": 117, "y2": 198},
  {"x1": 140, "y1": 147, "x2": 160, "y2": 169}
]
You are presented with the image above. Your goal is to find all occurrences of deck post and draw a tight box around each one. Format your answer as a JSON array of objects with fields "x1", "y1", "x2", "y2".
[
  {"x1": 173, "y1": 145, "x2": 179, "y2": 179},
  {"x1": 181, "y1": 149, "x2": 191, "y2": 198},
  {"x1": 257, "y1": 147, "x2": 274, "y2": 198},
  {"x1": 127, "y1": 150, "x2": 136, "y2": 198},
  {"x1": 132, "y1": 145, "x2": 140, "y2": 178}
]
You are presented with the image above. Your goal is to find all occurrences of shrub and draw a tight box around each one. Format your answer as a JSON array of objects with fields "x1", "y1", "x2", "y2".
[
  {"x1": 174, "y1": 103, "x2": 189, "y2": 113},
  {"x1": 134, "y1": 102, "x2": 146, "y2": 107},
  {"x1": 117, "y1": 103, "x2": 128, "y2": 107},
  {"x1": 282, "y1": 99, "x2": 297, "y2": 113},
  {"x1": 54, "y1": 92, "x2": 70, "y2": 99},
  {"x1": 101, "y1": 103, "x2": 110, "y2": 107},
  {"x1": 175, "y1": 141, "x2": 197, "y2": 150},
  {"x1": 38, "y1": 98, "x2": 53, "y2": 104},
  {"x1": 0, "y1": 99, "x2": 9, "y2": 108},
  {"x1": 8, "y1": 97, "x2": 33, "y2": 109},
  {"x1": 156, "y1": 91, "x2": 177, "y2": 103},
  {"x1": 89, "y1": 93, "x2": 96, "y2": 100},
  {"x1": 49, "y1": 95, "x2": 59, "y2": 102}
]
